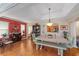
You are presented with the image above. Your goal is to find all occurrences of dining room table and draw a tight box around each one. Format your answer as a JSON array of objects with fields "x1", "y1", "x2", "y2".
[{"x1": 34, "y1": 35, "x2": 71, "y2": 56}]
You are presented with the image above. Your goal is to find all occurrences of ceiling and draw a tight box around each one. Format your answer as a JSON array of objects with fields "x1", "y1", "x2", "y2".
[{"x1": 0, "y1": 3, "x2": 78, "y2": 23}]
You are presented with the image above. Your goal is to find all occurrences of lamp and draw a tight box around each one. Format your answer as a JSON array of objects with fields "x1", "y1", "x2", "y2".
[{"x1": 47, "y1": 8, "x2": 53, "y2": 26}]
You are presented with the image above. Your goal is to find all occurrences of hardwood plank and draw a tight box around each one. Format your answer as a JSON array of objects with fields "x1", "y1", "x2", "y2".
[{"x1": 0, "y1": 37, "x2": 79, "y2": 56}]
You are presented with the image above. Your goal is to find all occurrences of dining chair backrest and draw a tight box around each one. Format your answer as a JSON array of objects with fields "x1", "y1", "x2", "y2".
[
  {"x1": 32, "y1": 33, "x2": 35, "y2": 40},
  {"x1": 67, "y1": 35, "x2": 75, "y2": 47},
  {"x1": 32, "y1": 34, "x2": 40, "y2": 44}
]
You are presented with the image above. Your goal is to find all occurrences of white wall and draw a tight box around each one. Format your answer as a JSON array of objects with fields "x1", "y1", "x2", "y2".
[
  {"x1": 69, "y1": 22, "x2": 77, "y2": 47},
  {"x1": 38, "y1": 19, "x2": 69, "y2": 38},
  {"x1": 76, "y1": 21, "x2": 79, "y2": 37}
]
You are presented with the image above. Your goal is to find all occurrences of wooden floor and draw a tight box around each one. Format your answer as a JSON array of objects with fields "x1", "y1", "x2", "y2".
[{"x1": 0, "y1": 37, "x2": 79, "y2": 56}]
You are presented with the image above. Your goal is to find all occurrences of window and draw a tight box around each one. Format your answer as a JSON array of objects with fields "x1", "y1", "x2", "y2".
[
  {"x1": 0, "y1": 21, "x2": 9, "y2": 38},
  {"x1": 28, "y1": 25, "x2": 32, "y2": 34},
  {"x1": 21, "y1": 24, "x2": 25, "y2": 35}
]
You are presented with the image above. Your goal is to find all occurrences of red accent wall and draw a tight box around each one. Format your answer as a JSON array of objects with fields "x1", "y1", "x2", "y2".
[{"x1": 0, "y1": 17, "x2": 27, "y2": 35}]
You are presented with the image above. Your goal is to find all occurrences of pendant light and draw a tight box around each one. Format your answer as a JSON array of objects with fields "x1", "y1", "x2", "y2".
[{"x1": 47, "y1": 8, "x2": 53, "y2": 26}]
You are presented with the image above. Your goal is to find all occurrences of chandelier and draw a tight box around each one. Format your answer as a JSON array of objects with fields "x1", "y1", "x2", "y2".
[{"x1": 47, "y1": 8, "x2": 53, "y2": 26}]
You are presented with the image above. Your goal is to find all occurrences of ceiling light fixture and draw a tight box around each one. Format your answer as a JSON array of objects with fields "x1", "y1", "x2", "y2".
[{"x1": 47, "y1": 8, "x2": 53, "y2": 26}]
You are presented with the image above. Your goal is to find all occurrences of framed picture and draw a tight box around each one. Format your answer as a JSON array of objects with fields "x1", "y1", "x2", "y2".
[
  {"x1": 47, "y1": 25, "x2": 59, "y2": 32},
  {"x1": 60, "y1": 25, "x2": 68, "y2": 30}
]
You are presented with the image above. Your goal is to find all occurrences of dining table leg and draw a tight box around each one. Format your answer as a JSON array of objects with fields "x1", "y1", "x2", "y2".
[
  {"x1": 58, "y1": 48, "x2": 64, "y2": 56},
  {"x1": 40, "y1": 45, "x2": 42, "y2": 49},
  {"x1": 36, "y1": 44, "x2": 39, "y2": 50}
]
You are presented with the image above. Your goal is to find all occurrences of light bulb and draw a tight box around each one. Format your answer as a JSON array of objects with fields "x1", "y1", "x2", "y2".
[{"x1": 47, "y1": 23, "x2": 53, "y2": 26}]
